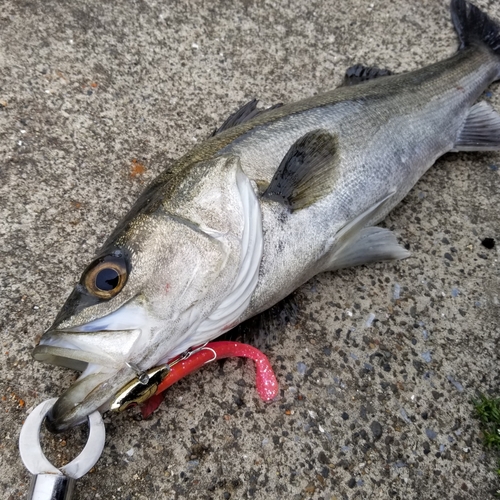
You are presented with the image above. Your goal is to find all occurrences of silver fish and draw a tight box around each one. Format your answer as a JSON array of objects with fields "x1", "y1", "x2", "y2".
[{"x1": 34, "y1": 0, "x2": 500, "y2": 432}]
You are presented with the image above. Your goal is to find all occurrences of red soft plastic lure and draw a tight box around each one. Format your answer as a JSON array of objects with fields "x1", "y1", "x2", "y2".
[{"x1": 141, "y1": 341, "x2": 279, "y2": 418}]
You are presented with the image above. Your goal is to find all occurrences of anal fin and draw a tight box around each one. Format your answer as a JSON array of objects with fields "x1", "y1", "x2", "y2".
[{"x1": 453, "y1": 101, "x2": 500, "y2": 151}]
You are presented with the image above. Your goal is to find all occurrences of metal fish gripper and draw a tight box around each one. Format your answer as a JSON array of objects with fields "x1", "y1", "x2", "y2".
[{"x1": 19, "y1": 398, "x2": 105, "y2": 500}]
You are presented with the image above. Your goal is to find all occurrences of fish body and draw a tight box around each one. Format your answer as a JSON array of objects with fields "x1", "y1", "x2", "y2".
[{"x1": 34, "y1": 0, "x2": 500, "y2": 432}]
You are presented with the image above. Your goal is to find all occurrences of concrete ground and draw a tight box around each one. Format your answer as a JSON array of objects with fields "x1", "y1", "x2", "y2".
[{"x1": 1, "y1": 0, "x2": 499, "y2": 498}]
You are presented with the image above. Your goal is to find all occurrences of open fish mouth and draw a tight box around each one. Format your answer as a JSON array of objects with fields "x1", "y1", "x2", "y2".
[{"x1": 33, "y1": 328, "x2": 142, "y2": 432}]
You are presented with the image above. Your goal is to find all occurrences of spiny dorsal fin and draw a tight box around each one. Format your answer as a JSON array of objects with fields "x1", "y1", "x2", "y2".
[
  {"x1": 453, "y1": 101, "x2": 500, "y2": 151},
  {"x1": 343, "y1": 64, "x2": 393, "y2": 86},
  {"x1": 211, "y1": 100, "x2": 283, "y2": 137},
  {"x1": 262, "y1": 129, "x2": 338, "y2": 211}
]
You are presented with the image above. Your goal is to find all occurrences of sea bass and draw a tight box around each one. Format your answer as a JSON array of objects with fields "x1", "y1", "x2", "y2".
[{"x1": 34, "y1": 0, "x2": 500, "y2": 432}]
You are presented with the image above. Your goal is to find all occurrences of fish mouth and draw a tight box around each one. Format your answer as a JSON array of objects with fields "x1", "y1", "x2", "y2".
[{"x1": 33, "y1": 328, "x2": 142, "y2": 433}]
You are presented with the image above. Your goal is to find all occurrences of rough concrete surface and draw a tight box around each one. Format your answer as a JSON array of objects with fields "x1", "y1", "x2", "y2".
[{"x1": 1, "y1": 0, "x2": 499, "y2": 499}]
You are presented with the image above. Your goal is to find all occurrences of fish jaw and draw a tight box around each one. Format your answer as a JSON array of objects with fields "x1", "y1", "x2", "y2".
[
  {"x1": 33, "y1": 296, "x2": 175, "y2": 432},
  {"x1": 33, "y1": 326, "x2": 144, "y2": 432},
  {"x1": 45, "y1": 365, "x2": 136, "y2": 433},
  {"x1": 33, "y1": 327, "x2": 142, "y2": 370}
]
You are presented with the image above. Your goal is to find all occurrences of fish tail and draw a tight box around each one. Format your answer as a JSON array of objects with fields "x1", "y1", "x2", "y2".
[{"x1": 451, "y1": 0, "x2": 500, "y2": 57}]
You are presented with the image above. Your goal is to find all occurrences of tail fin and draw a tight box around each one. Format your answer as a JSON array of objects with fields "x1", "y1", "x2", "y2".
[{"x1": 451, "y1": 0, "x2": 500, "y2": 55}]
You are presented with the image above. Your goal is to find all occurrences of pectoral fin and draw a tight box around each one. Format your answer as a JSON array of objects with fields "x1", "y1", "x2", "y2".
[
  {"x1": 262, "y1": 129, "x2": 338, "y2": 210},
  {"x1": 325, "y1": 191, "x2": 410, "y2": 271},
  {"x1": 453, "y1": 101, "x2": 500, "y2": 151}
]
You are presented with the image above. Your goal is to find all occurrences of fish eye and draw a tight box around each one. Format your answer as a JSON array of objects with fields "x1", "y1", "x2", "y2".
[
  {"x1": 83, "y1": 255, "x2": 128, "y2": 299},
  {"x1": 96, "y1": 267, "x2": 120, "y2": 291}
]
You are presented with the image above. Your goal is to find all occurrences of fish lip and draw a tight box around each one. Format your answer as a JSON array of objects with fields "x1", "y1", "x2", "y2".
[
  {"x1": 33, "y1": 327, "x2": 142, "y2": 370},
  {"x1": 33, "y1": 328, "x2": 142, "y2": 432},
  {"x1": 44, "y1": 366, "x2": 135, "y2": 433},
  {"x1": 32, "y1": 344, "x2": 118, "y2": 371}
]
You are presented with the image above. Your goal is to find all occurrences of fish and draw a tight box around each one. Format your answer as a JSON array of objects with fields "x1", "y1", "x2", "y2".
[{"x1": 33, "y1": 0, "x2": 500, "y2": 432}]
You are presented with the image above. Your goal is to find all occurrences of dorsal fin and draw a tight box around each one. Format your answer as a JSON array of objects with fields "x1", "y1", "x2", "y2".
[
  {"x1": 211, "y1": 100, "x2": 283, "y2": 137},
  {"x1": 262, "y1": 129, "x2": 338, "y2": 211},
  {"x1": 342, "y1": 64, "x2": 393, "y2": 86}
]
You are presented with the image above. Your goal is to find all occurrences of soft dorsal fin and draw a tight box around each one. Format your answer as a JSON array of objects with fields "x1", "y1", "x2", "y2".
[
  {"x1": 262, "y1": 129, "x2": 338, "y2": 210},
  {"x1": 211, "y1": 100, "x2": 283, "y2": 137},
  {"x1": 453, "y1": 101, "x2": 500, "y2": 151},
  {"x1": 342, "y1": 64, "x2": 393, "y2": 86}
]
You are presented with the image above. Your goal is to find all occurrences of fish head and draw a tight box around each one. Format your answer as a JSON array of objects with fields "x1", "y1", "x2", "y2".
[{"x1": 34, "y1": 155, "x2": 261, "y2": 432}]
